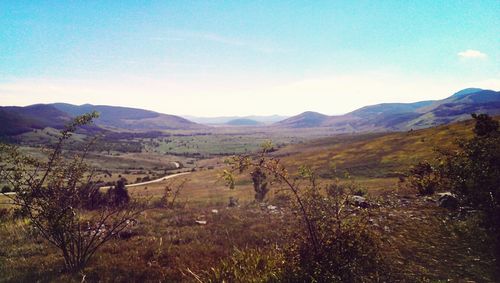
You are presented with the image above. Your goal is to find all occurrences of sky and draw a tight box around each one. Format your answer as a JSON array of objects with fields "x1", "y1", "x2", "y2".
[{"x1": 0, "y1": 1, "x2": 499, "y2": 117}]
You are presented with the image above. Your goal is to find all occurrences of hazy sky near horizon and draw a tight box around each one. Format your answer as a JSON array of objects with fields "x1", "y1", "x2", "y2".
[{"x1": 1, "y1": 1, "x2": 499, "y2": 117}]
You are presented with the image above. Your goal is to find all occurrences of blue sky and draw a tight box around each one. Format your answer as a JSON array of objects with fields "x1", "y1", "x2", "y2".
[{"x1": 1, "y1": 1, "x2": 499, "y2": 116}]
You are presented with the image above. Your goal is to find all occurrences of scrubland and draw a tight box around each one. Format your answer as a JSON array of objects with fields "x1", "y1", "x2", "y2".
[{"x1": 0, "y1": 118, "x2": 498, "y2": 282}]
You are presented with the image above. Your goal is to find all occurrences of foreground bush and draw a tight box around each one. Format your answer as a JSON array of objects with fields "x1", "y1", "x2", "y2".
[
  {"x1": 408, "y1": 114, "x2": 500, "y2": 274},
  {"x1": 0, "y1": 113, "x2": 142, "y2": 273},
  {"x1": 223, "y1": 145, "x2": 392, "y2": 282},
  {"x1": 282, "y1": 182, "x2": 388, "y2": 282},
  {"x1": 439, "y1": 114, "x2": 500, "y2": 272}
]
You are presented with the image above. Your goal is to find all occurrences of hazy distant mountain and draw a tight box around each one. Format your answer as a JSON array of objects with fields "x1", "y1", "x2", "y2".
[
  {"x1": 0, "y1": 103, "x2": 206, "y2": 136},
  {"x1": 276, "y1": 88, "x2": 500, "y2": 132},
  {"x1": 225, "y1": 118, "x2": 262, "y2": 126},
  {"x1": 275, "y1": 111, "x2": 330, "y2": 128},
  {"x1": 52, "y1": 103, "x2": 205, "y2": 131},
  {"x1": 0, "y1": 104, "x2": 72, "y2": 136},
  {"x1": 184, "y1": 115, "x2": 288, "y2": 125},
  {"x1": 2, "y1": 88, "x2": 498, "y2": 136}
]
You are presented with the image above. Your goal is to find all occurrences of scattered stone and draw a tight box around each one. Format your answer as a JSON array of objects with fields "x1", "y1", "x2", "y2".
[
  {"x1": 195, "y1": 220, "x2": 207, "y2": 225},
  {"x1": 350, "y1": 195, "x2": 369, "y2": 208},
  {"x1": 228, "y1": 197, "x2": 239, "y2": 207},
  {"x1": 437, "y1": 192, "x2": 459, "y2": 209},
  {"x1": 267, "y1": 205, "x2": 277, "y2": 211},
  {"x1": 424, "y1": 196, "x2": 436, "y2": 203}
]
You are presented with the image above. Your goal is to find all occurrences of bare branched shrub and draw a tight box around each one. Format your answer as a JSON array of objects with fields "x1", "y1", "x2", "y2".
[
  {"x1": 223, "y1": 143, "x2": 391, "y2": 282},
  {"x1": 158, "y1": 178, "x2": 188, "y2": 208},
  {"x1": 406, "y1": 161, "x2": 441, "y2": 196},
  {"x1": 0, "y1": 113, "x2": 143, "y2": 272}
]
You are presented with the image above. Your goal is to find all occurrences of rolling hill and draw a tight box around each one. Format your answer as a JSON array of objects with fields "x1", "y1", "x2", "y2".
[
  {"x1": 0, "y1": 104, "x2": 73, "y2": 136},
  {"x1": 52, "y1": 103, "x2": 205, "y2": 131},
  {"x1": 0, "y1": 103, "x2": 207, "y2": 136},
  {"x1": 276, "y1": 88, "x2": 500, "y2": 132},
  {"x1": 277, "y1": 116, "x2": 492, "y2": 178}
]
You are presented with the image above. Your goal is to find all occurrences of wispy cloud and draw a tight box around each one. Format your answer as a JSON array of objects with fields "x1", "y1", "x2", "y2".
[{"x1": 457, "y1": 49, "x2": 487, "y2": 59}]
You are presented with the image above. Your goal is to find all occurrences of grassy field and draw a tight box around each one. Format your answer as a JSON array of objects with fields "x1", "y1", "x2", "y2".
[{"x1": 277, "y1": 118, "x2": 478, "y2": 178}]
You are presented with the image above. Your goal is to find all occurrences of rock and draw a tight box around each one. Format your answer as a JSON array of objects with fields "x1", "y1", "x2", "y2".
[
  {"x1": 195, "y1": 220, "x2": 207, "y2": 225},
  {"x1": 267, "y1": 205, "x2": 277, "y2": 211},
  {"x1": 437, "y1": 192, "x2": 459, "y2": 209},
  {"x1": 350, "y1": 195, "x2": 369, "y2": 208},
  {"x1": 228, "y1": 197, "x2": 239, "y2": 207},
  {"x1": 211, "y1": 209, "x2": 219, "y2": 214},
  {"x1": 424, "y1": 196, "x2": 436, "y2": 203}
]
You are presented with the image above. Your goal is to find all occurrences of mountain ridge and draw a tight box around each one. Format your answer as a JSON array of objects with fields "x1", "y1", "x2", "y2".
[
  {"x1": 1, "y1": 88, "x2": 499, "y2": 136},
  {"x1": 0, "y1": 103, "x2": 206, "y2": 136},
  {"x1": 275, "y1": 88, "x2": 500, "y2": 132}
]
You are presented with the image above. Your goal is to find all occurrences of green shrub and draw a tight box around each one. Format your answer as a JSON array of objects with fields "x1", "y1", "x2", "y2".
[
  {"x1": 437, "y1": 114, "x2": 500, "y2": 272},
  {"x1": 283, "y1": 182, "x2": 389, "y2": 282},
  {"x1": 200, "y1": 248, "x2": 284, "y2": 283},
  {"x1": 224, "y1": 144, "x2": 393, "y2": 282},
  {"x1": 406, "y1": 161, "x2": 440, "y2": 196}
]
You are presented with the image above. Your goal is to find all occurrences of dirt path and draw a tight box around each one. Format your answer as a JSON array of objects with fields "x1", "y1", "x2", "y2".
[
  {"x1": 101, "y1": 171, "x2": 191, "y2": 189},
  {"x1": 0, "y1": 172, "x2": 192, "y2": 197}
]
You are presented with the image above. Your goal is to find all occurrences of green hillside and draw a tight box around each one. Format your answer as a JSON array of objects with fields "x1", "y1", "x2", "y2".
[{"x1": 278, "y1": 116, "x2": 488, "y2": 177}]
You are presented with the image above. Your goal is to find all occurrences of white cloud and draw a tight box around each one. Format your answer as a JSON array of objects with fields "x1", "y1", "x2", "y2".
[{"x1": 457, "y1": 49, "x2": 487, "y2": 59}]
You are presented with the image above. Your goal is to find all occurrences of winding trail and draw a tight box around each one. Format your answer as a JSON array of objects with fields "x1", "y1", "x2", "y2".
[
  {"x1": 0, "y1": 172, "x2": 192, "y2": 199},
  {"x1": 101, "y1": 171, "x2": 191, "y2": 189}
]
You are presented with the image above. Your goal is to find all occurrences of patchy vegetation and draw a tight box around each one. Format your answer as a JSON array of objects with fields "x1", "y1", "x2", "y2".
[{"x1": 0, "y1": 114, "x2": 498, "y2": 282}]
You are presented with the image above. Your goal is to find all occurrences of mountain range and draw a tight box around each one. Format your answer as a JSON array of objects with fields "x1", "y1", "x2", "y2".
[
  {"x1": 0, "y1": 88, "x2": 499, "y2": 136},
  {"x1": 0, "y1": 103, "x2": 204, "y2": 136},
  {"x1": 276, "y1": 88, "x2": 500, "y2": 132}
]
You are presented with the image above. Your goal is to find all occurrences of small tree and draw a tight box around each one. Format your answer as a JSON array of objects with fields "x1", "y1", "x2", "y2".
[
  {"x1": 406, "y1": 161, "x2": 441, "y2": 195},
  {"x1": 251, "y1": 167, "x2": 268, "y2": 202},
  {"x1": 0, "y1": 113, "x2": 143, "y2": 272},
  {"x1": 106, "y1": 177, "x2": 130, "y2": 207}
]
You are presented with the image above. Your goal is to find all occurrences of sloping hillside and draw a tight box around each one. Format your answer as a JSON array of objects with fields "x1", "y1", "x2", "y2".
[
  {"x1": 277, "y1": 116, "x2": 487, "y2": 178},
  {"x1": 52, "y1": 103, "x2": 206, "y2": 131},
  {"x1": 275, "y1": 111, "x2": 330, "y2": 128},
  {"x1": 276, "y1": 88, "x2": 500, "y2": 132},
  {"x1": 0, "y1": 105, "x2": 72, "y2": 136}
]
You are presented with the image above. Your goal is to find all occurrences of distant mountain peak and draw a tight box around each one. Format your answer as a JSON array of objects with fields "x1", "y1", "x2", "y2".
[
  {"x1": 275, "y1": 111, "x2": 329, "y2": 128},
  {"x1": 450, "y1": 88, "x2": 484, "y2": 99}
]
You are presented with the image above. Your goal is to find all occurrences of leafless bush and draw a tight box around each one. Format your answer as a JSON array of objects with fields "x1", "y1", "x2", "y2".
[{"x1": 0, "y1": 113, "x2": 143, "y2": 272}]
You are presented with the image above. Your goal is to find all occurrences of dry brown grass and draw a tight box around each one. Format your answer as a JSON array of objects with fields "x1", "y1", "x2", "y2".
[{"x1": 1, "y1": 118, "x2": 498, "y2": 282}]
